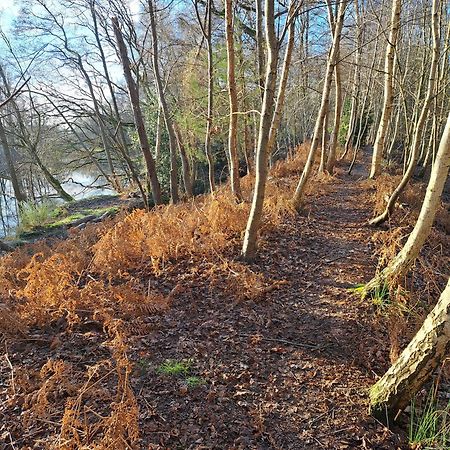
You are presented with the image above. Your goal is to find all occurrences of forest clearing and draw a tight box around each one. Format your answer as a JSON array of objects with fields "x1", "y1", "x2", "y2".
[{"x1": 0, "y1": 0, "x2": 449, "y2": 448}]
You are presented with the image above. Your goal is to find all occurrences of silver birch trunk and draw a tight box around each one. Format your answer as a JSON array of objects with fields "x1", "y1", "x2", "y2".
[
  {"x1": 369, "y1": 0, "x2": 401, "y2": 179},
  {"x1": 291, "y1": 0, "x2": 347, "y2": 210},
  {"x1": 241, "y1": 0, "x2": 278, "y2": 260}
]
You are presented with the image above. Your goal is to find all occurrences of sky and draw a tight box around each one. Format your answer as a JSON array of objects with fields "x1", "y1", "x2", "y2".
[{"x1": 0, "y1": 0, "x2": 20, "y2": 33}]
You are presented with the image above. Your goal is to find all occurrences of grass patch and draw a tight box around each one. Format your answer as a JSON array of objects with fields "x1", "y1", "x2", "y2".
[
  {"x1": 17, "y1": 200, "x2": 56, "y2": 234},
  {"x1": 185, "y1": 376, "x2": 206, "y2": 388},
  {"x1": 157, "y1": 359, "x2": 193, "y2": 376},
  {"x1": 409, "y1": 390, "x2": 450, "y2": 449}
]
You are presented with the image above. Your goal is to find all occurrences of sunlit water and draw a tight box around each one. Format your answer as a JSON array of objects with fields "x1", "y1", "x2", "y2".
[{"x1": 0, "y1": 172, "x2": 114, "y2": 238}]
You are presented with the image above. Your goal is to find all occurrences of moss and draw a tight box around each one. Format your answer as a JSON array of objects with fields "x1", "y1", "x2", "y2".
[{"x1": 17, "y1": 203, "x2": 119, "y2": 238}]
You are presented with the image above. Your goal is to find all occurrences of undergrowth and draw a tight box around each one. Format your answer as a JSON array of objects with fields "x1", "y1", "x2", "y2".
[
  {"x1": 0, "y1": 144, "x2": 310, "y2": 448},
  {"x1": 409, "y1": 388, "x2": 450, "y2": 449}
]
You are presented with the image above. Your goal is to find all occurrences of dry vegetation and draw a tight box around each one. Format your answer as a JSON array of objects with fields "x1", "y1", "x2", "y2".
[{"x1": 0, "y1": 145, "x2": 316, "y2": 449}]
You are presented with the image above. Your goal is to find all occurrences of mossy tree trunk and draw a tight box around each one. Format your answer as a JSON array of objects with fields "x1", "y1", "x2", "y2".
[{"x1": 370, "y1": 278, "x2": 450, "y2": 422}]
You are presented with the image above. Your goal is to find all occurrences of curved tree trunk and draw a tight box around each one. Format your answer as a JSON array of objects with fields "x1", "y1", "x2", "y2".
[
  {"x1": 370, "y1": 278, "x2": 450, "y2": 423},
  {"x1": 369, "y1": 0, "x2": 401, "y2": 179},
  {"x1": 369, "y1": 0, "x2": 441, "y2": 226},
  {"x1": 364, "y1": 109, "x2": 450, "y2": 295},
  {"x1": 292, "y1": 0, "x2": 347, "y2": 210},
  {"x1": 225, "y1": 0, "x2": 243, "y2": 201},
  {"x1": 241, "y1": 0, "x2": 278, "y2": 261}
]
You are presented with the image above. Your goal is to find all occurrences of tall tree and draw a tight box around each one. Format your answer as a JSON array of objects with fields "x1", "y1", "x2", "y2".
[
  {"x1": 148, "y1": 0, "x2": 179, "y2": 204},
  {"x1": 291, "y1": 0, "x2": 347, "y2": 210},
  {"x1": 225, "y1": 0, "x2": 243, "y2": 201},
  {"x1": 112, "y1": 17, "x2": 162, "y2": 206},
  {"x1": 369, "y1": 0, "x2": 401, "y2": 179},
  {"x1": 241, "y1": 0, "x2": 279, "y2": 260}
]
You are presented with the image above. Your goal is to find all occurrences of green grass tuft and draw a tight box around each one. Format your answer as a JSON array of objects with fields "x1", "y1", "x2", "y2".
[
  {"x1": 157, "y1": 359, "x2": 193, "y2": 376},
  {"x1": 185, "y1": 376, "x2": 206, "y2": 388},
  {"x1": 409, "y1": 390, "x2": 450, "y2": 449},
  {"x1": 17, "y1": 200, "x2": 56, "y2": 234}
]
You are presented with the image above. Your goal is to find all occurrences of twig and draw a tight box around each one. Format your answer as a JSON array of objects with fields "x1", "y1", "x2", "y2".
[
  {"x1": 4, "y1": 343, "x2": 15, "y2": 395},
  {"x1": 0, "y1": 76, "x2": 30, "y2": 109}
]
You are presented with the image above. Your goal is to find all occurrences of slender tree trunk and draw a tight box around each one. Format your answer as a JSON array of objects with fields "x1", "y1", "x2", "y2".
[
  {"x1": 241, "y1": 0, "x2": 278, "y2": 260},
  {"x1": 225, "y1": 0, "x2": 242, "y2": 201},
  {"x1": 292, "y1": 0, "x2": 347, "y2": 210},
  {"x1": 266, "y1": 3, "x2": 296, "y2": 155},
  {"x1": 370, "y1": 278, "x2": 450, "y2": 422},
  {"x1": 112, "y1": 17, "x2": 162, "y2": 205},
  {"x1": 364, "y1": 110, "x2": 450, "y2": 295},
  {"x1": 326, "y1": 63, "x2": 342, "y2": 172},
  {"x1": 194, "y1": 0, "x2": 215, "y2": 192},
  {"x1": 148, "y1": 0, "x2": 179, "y2": 204},
  {"x1": 173, "y1": 122, "x2": 193, "y2": 197},
  {"x1": 369, "y1": 0, "x2": 401, "y2": 179},
  {"x1": 256, "y1": 0, "x2": 265, "y2": 100},
  {"x1": 369, "y1": 0, "x2": 441, "y2": 226},
  {"x1": 341, "y1": 0, "x2": 361, "y2": 160},
  {"x1": 0, "y1": 119, "x2": 26, "y2": 203},
  {"x1": 89, "y1": 1, "x2": 146, "y2": 201}
]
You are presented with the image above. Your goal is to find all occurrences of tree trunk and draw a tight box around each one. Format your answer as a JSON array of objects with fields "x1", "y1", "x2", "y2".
[
  {"x1": 173, "y1": 122, "x2": 193, "y2": 197},
  {"x1": 369, "y1": 0, "x2": 401, "y2": 179},
  {"x1": 369, "y1": 0, "x2": 441, "y2": 226},
  {"x1": 266, "y1": 3, "x2": 296, "y2": 155},
  {"x1": 292, "y1": 0, "x2": 347, "y2": 210},
  {"x1": 89, "y1": 0, "x2": 146, "y2": 202},
  {"x1": 256, "y1": 0, "x2": 265, "y2": 100},
  {"x1": 364, "y1": 109, "x2": 450, "y2": 295},
  {"x1": 326, "y1": 63, "x2": 342, "y2": 172},
  {"x1": 370, "y1": 278, "x2": 450, "y2": 422},
  {"x1": 0, "y1": 119, "x2": 26, "y2": 203},
  {"x1": 148, "y1": 0, "x2": 179, "y2": 204},
  {"x1": 341, "y1": 0, "x2": 361, "y2": 160},
  {"x1": 241, "y1": 0, "x2": 278, "y2": 260},
  {"x1": 225, "y1": 0, "x2": 243, "y2": 201},
  {"x1": 112, "y1": 17, "x2": 162, "y2": 205}
]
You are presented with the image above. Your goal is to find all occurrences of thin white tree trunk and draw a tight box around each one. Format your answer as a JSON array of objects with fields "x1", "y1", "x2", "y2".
[
  {"x1": 292, "y1": 0, "x2": 347, "y2": 210},
  {"x1": 241, "y1": 0, "x2": 278, "y2": 260},
  {"x1": 369, "y1": 0, "x2": 401, "y2": 179},
  {"x1": 364, "y1": 109, "x2": 450, "y2": 294}
]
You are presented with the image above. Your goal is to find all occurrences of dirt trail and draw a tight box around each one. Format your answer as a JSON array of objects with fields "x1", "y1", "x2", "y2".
[{"x1": 132, "y1": 155, "x2": 407, "y2": 449}]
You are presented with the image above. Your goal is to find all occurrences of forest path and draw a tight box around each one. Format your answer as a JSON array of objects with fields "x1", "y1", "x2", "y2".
[{"x1": 133, "y1": 152, "x2": 407, "y2": 449}]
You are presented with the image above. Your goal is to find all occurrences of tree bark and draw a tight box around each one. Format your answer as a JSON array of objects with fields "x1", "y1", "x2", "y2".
[
  {"x1": 241, "y1": 0, "x2": 278, "y2": 260},
  {"x1": 369, "y1": 0, "x2": 441, "y2": 225},
  {"x1": 292, "y1": 0, "x2": 347, "y2": 210},
  {"x1": 112, "y1": 17, "x2": 162, "y2": 205},
  {"x1": 173, "y1": 122, "x2": 193, "y2": 197},
  {"x1": 225, "y1": 0, "x2": 243, "y2": 201},
  {"x1": 364, "y1": 109, "x2": 450, "y2": 294},
  {"x1": 266, "y1": 2, "x2": 296, "y2": 155},
  {"x1": 0, "y1": 119, "x2": 26, "y2": 203},
  {"x1": 369, "y1": 0, "x2": 401, "y2": 179},
  {"x1": 148, "y1": 0, "x2": 179, "y2": 204},
  {"x1": 370, "y1": 278, "x2": 450, "y2": 422}
]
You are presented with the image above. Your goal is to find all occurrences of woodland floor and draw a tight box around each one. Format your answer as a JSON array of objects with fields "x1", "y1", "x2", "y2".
[{"x1": 2, "y1": 151, "x2": 444, "y2": 449}]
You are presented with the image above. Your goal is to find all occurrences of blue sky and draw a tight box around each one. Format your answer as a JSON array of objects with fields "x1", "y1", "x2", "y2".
[{"x1": 0, "y1": 0, "x2": 20, "y2": 33}]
